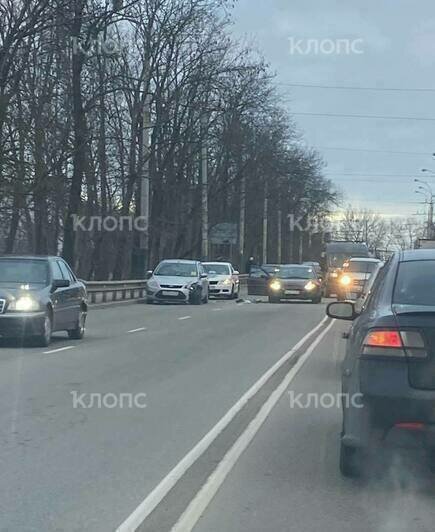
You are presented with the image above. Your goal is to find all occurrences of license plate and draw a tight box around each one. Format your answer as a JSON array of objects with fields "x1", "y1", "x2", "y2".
[
  {"x1": 162, "y1": 291, "x2": 178, "y2": 296},
  {"x1": 285, "y1": 290, "x2": 300, "y2": 295}
]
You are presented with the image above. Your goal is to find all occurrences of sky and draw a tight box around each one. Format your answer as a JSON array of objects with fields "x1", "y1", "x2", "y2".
[{"x1": 229, "y1": 0, "x2": 435, "y2": 219}]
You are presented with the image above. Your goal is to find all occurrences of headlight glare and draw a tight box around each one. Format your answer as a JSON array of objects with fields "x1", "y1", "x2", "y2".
[
  {"x1": 304, "y1": 281, "x2": 317, "y2": 291},
  {"x1": 270, "y1": 280, "x2": 282, "y2": 291},
  {"x1": 340, "y1": 275, "x2": 351, "y2": 286},
  {"x1": 12, "y1": 296, "x2": 40, "y2": 312}
]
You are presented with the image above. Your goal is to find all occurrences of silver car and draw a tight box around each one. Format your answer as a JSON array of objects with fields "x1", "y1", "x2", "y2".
[
  {"x1": 145, "y1": 259, "x2": 209, "y2": 304},
  {"x1": 202, "y1": 262, "x2": 240, "y2": 299}
]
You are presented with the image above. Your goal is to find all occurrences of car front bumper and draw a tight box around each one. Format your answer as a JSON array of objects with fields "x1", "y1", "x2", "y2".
[
  {"x1": 146, "y1": 287, "x2": 195, "y2": 302},
  {"x1": 0, "y1": 311, "x2": 46, "y2": 338},
  {"x1": 269, "y1": 288, "x2": 320, "y2": 300},
  {"x1": 209, "y1": 283, "x2": 235, "y2": 297}
]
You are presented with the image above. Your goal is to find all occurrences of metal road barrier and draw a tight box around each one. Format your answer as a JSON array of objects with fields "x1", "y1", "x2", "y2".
[{"x1": 85, "y1": 275, "x2": 249, "y2": 305}]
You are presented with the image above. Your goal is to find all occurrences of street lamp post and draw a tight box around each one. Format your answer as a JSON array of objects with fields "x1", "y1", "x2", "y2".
[{"x1": 414, "y1": 179, "x2": 434, "y2": 238}]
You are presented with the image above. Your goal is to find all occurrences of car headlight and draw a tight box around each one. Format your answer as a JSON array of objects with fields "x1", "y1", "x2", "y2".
[
  {"x1": 222, "y1": 278, "x2": 232, "y2": 285},
  {"x1": 10, "y1": 296, "x2": 40, "y2": 312},
  {"x1": 304, "y1": 281, "x2": 317, "y2": 291},
  {"x1": 270, "y1": 280, "x2": 282, "y2": 291},
  {"x1": 147, "y1": 279, "x2": 159, "y2": 290},
  {"x1": 340, "y1": 275, "x2": 351, "y2": 286}
]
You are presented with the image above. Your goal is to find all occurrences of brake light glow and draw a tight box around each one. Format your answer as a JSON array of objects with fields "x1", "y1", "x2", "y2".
[
  {"x1": 362, "y1": 329, "x2": 427, "y2": 358},
  {"x1": 364, "y1": 330, "x2": 402, "y2": 348}
]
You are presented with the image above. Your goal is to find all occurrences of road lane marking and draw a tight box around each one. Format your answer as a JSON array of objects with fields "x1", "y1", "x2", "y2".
[
  {"x1": 43, "y1": 346, "x2": 75, "y2": 355},
  {"x1": 115, "y1": 315, "x2": 329, "y2": 532},
  {"x1": 178, "y1": 316, "x2": 192, "y2": 321},
  {"x1": 127, "y1": 327, "x2": 147, "y2": 333},
  {"x1": 211, "y1": 308, "x2": 222, "y2": 312},
  {"x1": 170, "y1": 319, "x2": 335, "y2": 532}
]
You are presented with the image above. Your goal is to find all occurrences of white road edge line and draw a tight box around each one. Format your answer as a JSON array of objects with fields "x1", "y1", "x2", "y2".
[
  {"x1": 127, "y1": 327, "x2": 147, "y2": 333},
  {"x1": 170, "y1": 319, "x2": 335, "y2": 532},
  {"x1": 178, "y1": 316, "x2": 192, "y2": 321},
  {"x1": 115, "y1": 315, "x2": 329, "y2": 532},
  {"x1": 43, "y1": 346, "x2": 75, "y2": 355}
]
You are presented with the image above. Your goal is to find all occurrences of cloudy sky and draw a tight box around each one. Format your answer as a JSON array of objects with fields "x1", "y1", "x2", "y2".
[{"x1": 229, "y1": 0, "x2": 435, "y2": 219}]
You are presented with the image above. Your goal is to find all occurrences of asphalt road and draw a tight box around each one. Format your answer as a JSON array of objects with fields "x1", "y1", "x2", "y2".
[
  {"x1": 2, "y1": 295, "x2": 432, "y2": 532},
  {"x1": 0, "y1": 294, "x2": 327, "y2": 531}
]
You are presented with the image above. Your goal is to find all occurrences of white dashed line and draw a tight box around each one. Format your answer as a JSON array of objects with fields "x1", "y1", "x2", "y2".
[
  {"x1": 44, "y1": 346, "x2": 75, "y2": 355},
  {"x1": 211, "y1": 308, "x2": 222, "y2": 312},
  {"x1": 128, "y1": 327, "x2": 147, "y2": 333},
  {"x1": 178, "y1": 316, "x2": 192, "y2": 321}
]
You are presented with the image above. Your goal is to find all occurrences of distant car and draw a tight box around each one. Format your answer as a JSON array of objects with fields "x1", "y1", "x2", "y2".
[
  {"x1": 0, "y1": 255, "x2": 87, "y2": 347},
  {"x1": 146, "y1": 259, "x2": 209, "y2": 304},
  {"x1": 202, "y1": 262, "x2": 240, "y2": 299},
  {"x1": 327, "y1": 249, "x2": 435, "y2": 477},
  {"x1": 336, "y1": 257, "x2": 383, "y2": 301},
  {"x1": 247, "y1": 264, "x2": 322, "y2": 303},
  {"x1": 302, "y1": 261, "x2": 322, "y2": 276}
]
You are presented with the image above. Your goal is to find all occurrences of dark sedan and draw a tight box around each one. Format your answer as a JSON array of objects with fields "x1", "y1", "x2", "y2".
[
  {"x1": 327, "y1": 249, "x2": 435, "y2": 477},
  {"x1": 247, "y1": 264, "x2": 322, "y2": 303},
  {"x1": 0, "y1": 256, "x2": 87, "y2": 347}
]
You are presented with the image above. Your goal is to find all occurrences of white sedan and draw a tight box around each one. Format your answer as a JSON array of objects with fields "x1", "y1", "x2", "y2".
[{"x1": 202, "y1": 262, "x2": 240, "y2": 299}]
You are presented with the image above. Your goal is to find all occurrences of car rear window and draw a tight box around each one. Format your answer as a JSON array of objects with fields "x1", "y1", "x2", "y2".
[
  {"x1": 346, "y1": 261, "x2": 378, "y2": 273},
  {"x1": 393, "y1": 260, "x2": 435, "y2": 306}
]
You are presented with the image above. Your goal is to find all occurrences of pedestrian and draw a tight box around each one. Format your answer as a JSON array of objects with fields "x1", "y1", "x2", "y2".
[{"x1": 245, "y1": 256, "x2": 255, "y2": 274}]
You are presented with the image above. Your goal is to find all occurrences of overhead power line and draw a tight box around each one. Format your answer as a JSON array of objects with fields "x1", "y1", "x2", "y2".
[
  {"x1": 277, "y1": 82, "x2": 435, "y2": 93},
  {"x1": 291, "y1": 111, "x2": 435, "y2": 122},
  {"x1": 313, "y1": 146, "x2": 430, "y2": 156}
]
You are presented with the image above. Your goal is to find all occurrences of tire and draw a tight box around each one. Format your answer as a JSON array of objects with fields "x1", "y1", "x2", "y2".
[
  {"x1": 68, "y1": 309, "x2": 86, "y2": 340},
  {"x1": 339, "y1": 442, "x2": 363, "y2": 478},
  {"x1": 146, "y1": 298, "x2": 154, "y2": 304},
  {"x1": 34, "y1": 311, "x2": 52, "y2": 347},
  {"x1": 232, "y1": 287, "x2": 239, "y2": 300},
  {"x1": 311, "y1": 295, "x2": 322, "y2": 304},
  {"x1": 191, "y1": 289, "x2": 202, "y2": 305}
]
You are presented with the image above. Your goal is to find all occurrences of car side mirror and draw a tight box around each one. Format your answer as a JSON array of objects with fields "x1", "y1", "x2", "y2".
[
  {"x1": 200, "y1": 273, "x2": 208, "y2": 279},
  {"x1": 145, "y1": 270, "x2": 153, "y2": 280},
  {"x1": 52, "y1": 279, "x2": 70, "y2": 291},
  {"x1": 326, "y1": 301, "x2": 357, "y2": 321},
  {"x1": 233, "y1": 270, "x2": 240, "y2": 275}
]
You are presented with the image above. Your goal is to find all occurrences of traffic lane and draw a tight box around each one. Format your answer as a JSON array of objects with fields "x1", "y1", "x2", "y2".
[
  {"x1": 0, "y1": 298, "x2": 326, "y2": 531},
  {"x1": 194, "y1": 322, "x2": 435, "y2": 532}
]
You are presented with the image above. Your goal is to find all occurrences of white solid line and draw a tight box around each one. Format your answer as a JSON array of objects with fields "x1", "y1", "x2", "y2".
[
  {"x1": 171, "y1": 319, "x2": 335, "y2": 532},
  {"x1": 127, "y1": 327, "x2": 147, "y2": 333},
  {"x1": 115, "y1": 316, "x2": 329, "y2": 532},
  {"x1": 178, "y1": 316, "x2": 192, "y2": 321},
  {"x1": 43, "y1": 346, "x2": 75, "y2": 355}
]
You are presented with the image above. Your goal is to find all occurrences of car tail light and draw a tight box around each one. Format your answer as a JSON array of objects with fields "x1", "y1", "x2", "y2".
[
  {"x1": 395, "y1": 422, "x2": 425, "y2": 431},
  {"x1": 362, "y1": 329, "x2": 427, "y2": 358}
]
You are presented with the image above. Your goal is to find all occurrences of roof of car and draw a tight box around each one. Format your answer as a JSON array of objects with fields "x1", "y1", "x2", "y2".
[
  {"x1": 400, "y1": 249, "x2": 435, "y2": 262},
  {"x1": 0, "y1": 255, "x2": 56, "y2": 261},
  {"x1": 159, "y1": 259, "x2": 199, "y2": 264},
  {"x1": 203, "y1": 261, "x2": 231, "y2": 265},
  {"x1": 348, "y1": 257, "x2": 380, "y2": 262}
]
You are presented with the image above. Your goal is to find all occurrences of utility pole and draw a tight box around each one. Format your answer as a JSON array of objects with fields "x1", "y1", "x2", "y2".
[
  {"x1": 277, "y1": 207, "x2": 282, "y2": 263},
  {"x1": 201, "y1": 114, "x2": 209, "y2": 260},
  {"x1": 239, "y1": 174, "x2": 245, "y2": 267},
  {"x1": 132, "y1": 87, "x2": 151, "y2": 278},
  {"x1": 428, "y1": 197, "x2": 434, "y2": 238},
  {"x1": 262, "y1": 181, "x2": 268, "y2": 265}
]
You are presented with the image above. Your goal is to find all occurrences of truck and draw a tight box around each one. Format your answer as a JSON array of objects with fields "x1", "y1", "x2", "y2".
[{"x1": 323, "y1": 241, "x2": 370, "y2": 297}]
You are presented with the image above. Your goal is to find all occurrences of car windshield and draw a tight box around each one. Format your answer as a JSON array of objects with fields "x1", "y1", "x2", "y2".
[
  {"x1": 154, "y1": 263, "x2": 198, "y2": 277},
  {"x1": 262, "y1": 265, "x2": 280, "y2": 274},
  {"x1": 345, "y1": 262, "x2": 378, "y2": 273},
  {"x1": 203, "y1": 264, "x2": 230, "y2": 275},
  {"x1": 0, "y1": 259, "x2": 49, "y2": 285},
  {"x1": 276, "y1": 267, "x2": 314, "y2": 279},
  {"x1": 393, "y1": 260, "x2": 435, "y2": 306}
]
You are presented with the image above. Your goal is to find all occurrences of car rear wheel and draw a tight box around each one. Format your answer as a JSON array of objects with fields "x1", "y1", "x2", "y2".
[
  {"x1": 311, "y1": 295, "x2": 322, "y2": 304},
  {"x1": 339, "y1": 442, "x2": 363, "y2": 477},
  {"x1": 68, "y1": 310, "x2": 86, "y2": 340},
  {"x1": 35, "y1": 312, "x2": 52, "y2": 347}
]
